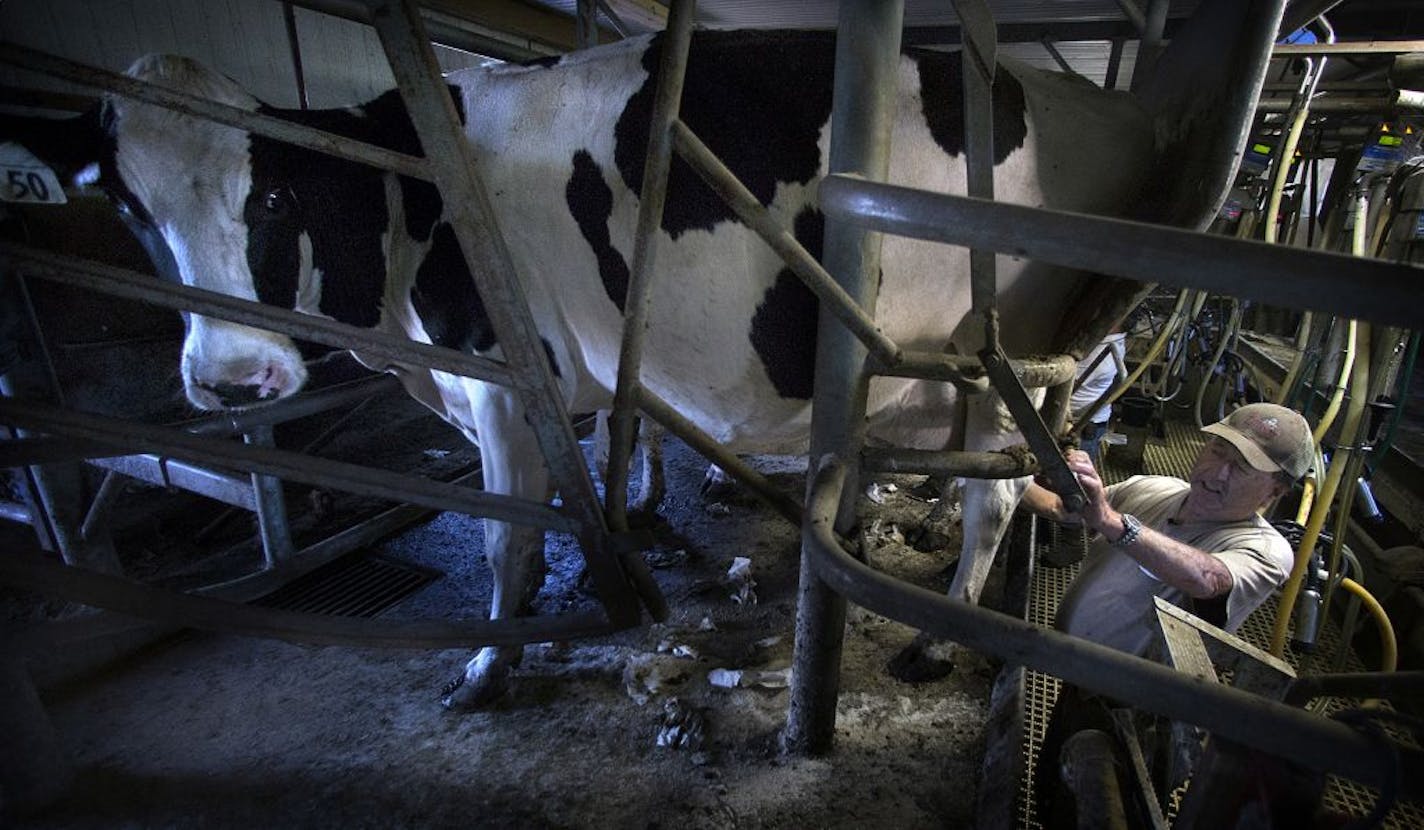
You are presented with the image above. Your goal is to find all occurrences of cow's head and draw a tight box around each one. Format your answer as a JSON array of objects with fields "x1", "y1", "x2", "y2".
[
  {"x1": 21, "y1": 55, "x2": 410, "y2": 411},
  {"x1": 76, "y1": 55, "x2": 316, "y2": 410}
]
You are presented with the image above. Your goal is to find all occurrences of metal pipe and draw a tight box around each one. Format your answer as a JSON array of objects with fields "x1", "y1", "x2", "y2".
[
  {"x1": 281, "y1": 2, "x2": 310, "y2": 110},
  {"x1": 0, "y1": 397, "x2": 578, "y2": 533},
  {"x1": 1128, "y1": 0, "x2": 1170, "y2": 91},
  {"x1": 3, "y1": 245, "x2": 515, "y2": 388},
  {"x1": 861, "y1": 446, "x2": 1036, "y2": 479},
  {"x1": 245, "y1": 425, "x2": 296, "y2": 568},
  {"x1": 817, "y1": 176, "x2": 1423, "y2": 330},
  {"x1": 0, "y1": 42, "x2": 430, "y2": 181},
  {"x1": 871, "y1": 350, "x2": 1076, "y2": 389},
  {"x1": 671, "y1": 119, "x2": 902, "y2": 368},
  {"x1": 371, "y1": 0, "x2": 648, "y2": 626},
  {"x1": 184, "y1": 373, "x2": 400, "y2": 437},
  {"x1": 785, "y1": 0, "x2": 903, "y2": 758},
  {"x1": 0, "y1": 500, "x2": 33, "y2": 525},
  {"x1": 634, "y1": 389, "x2": 802, "y2": 526},
  {"x1": 1276, "y1": 40, "x2": 1424, "y2": 56},
  {"x1": 606, "y1": 0, "x2": 696, "y2": 535},
  {"x1": 957, "y1": 0, "x2": 999, "y2": 344},
  {"x1": 0, "y1": 544, "x2": 617, "y2": 650},
  {"x1": 800, "y1": 456, "x2": 1417, "y2": 794},
  {"x1": 79, "y1": 471, "x2": 125, "y2": 543}
]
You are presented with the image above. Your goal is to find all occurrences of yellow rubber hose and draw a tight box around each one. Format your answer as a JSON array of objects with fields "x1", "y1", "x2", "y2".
[
  {"x1": 1272, "y1": 322, "x2": 1371, "y2": 657},
  {"x1": 1339, "y1": 576, "x2": 1397, "y2": 673}
]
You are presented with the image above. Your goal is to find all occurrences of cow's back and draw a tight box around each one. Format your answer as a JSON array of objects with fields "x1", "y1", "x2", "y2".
[{"x1": 445, "y1": 32, "x2": 1153, "y2": 453}]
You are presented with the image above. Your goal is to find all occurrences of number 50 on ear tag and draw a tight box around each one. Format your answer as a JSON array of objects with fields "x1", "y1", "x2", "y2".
[{"x1": 0, "y1": 142, "x2": 68, "y2": 205}]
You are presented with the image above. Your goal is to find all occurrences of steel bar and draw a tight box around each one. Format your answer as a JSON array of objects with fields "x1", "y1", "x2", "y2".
[
  {"x1": 79, "y1": 471, "x2": 126, "y2": 542},
  {"x1": 87, "y1": 454, "x2": 255, "y2": 510},
  {"x1": 1129, "y1": 0, "x2": 1170, "y2": 91},
  {"x1": 370, "y1": 0, "x2": 650, "y2": 626},
  {"x1": 981, "y1": 346, "x2": 1086, "y2": 512},
  {"x1": 634, "y1": 389, "x2": 802, "y2": 526},
  {"x1": 0, "y1": 41, "x2": 430, "y2": 181},
  {"x1": 818, "y1": 176, "x2": 1424, "y2": 330},
  {"x1": 785, "y1": 0, "x2": 903, "y2": 758},
  {"x1": 954, "y1": 0, "x2": 1000, "y2": 339},
  {"x1": 2, "y1": 244, "x2": 515, "y2": 388},
  {"x1": 0, "y1": 500, "x2": 33, "y2": 524},
  {"x1": 801, "y1": 457, "x2": 1419, "y2": 795},
  {"x1": 185, "y1": 374, "x2": 401, "y2": 436},
  {"x1": 1276, "y1": 40, "x2": 1424, "y2": 56},
  {"x1": 245, "y1": 425, "x2": 296, "y2": 567},
  {"x1": 873, "y1": 350, "x2": 1076, "y2": 389},
  {"x1": 1255, "y1": 93, "x2": 1424, "y2": 113},
  {"x1": 0, "y1": 397, "x2": 577, "y2": 533},
  {"x1": 671, "y1": 118, "x2": 902, "y2": 368},
  {"x1": 0, "y1": 544, "x2": 617, "y2": 649},
  {"x1": 861, "y1": 446, "x2": 1036, "y2": 479},
  {"x1": 606, "y1": 0, "x2": 696, "y2": 535}
]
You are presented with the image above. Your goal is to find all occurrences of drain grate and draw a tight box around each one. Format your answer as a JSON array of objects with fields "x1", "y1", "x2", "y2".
[{"x1": 253, "y1": 553, "x2": 441, "y2": 617}]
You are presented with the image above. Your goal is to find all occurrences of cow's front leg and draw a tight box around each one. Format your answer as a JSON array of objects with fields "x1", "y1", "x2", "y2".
[{"x1": 442, "y1": 387, "x2": 551, "y2": 711}]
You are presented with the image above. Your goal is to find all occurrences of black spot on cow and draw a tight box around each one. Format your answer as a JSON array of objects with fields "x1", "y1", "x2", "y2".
[
  {"x1": 749, "y1": 207, "x2": 823, "y2": 400},
  {"x1": 614, "y1": 30, "x2": 836, "y2": 239},
  {"x1": 240, "y1": 86, "x2": 467, "y2": 330},
  {"x1": 565, "y1": 149, "x2": 630, "y2": 312},
  {"x1": 524, "y1": 54, "x2": 563, "y2": 69},
  {"x1": 914, "y1": 50, "x2": 1027, "y2": 163},
  {"x1": 411, "y1": 222, "x2": 496, "y2": 352}
]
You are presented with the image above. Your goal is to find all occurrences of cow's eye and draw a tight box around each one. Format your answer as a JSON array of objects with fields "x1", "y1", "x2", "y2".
[{"x1": 264, "y1": 187, "x2": 293, "y2": 213}]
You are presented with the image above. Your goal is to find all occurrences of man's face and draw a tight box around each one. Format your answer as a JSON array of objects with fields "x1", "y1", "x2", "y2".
[{"x1": 1181, "y1": 436, "x2": 1286, "y2": 522}]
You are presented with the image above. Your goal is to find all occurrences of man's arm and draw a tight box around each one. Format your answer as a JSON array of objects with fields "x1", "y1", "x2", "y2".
[{"x1": 1059, "y1": 450, "x2": 1234, "y2": 600}]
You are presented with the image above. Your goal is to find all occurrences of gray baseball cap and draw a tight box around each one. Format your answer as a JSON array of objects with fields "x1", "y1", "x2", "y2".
[{"x1": 1201, "y1": 402, "x2": 1314, "y2": 480}]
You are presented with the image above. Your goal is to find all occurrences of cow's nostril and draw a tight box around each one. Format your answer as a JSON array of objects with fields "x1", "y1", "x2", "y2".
[{"x1": 203, "y1": 382, "x2": 268, "y2": 408}]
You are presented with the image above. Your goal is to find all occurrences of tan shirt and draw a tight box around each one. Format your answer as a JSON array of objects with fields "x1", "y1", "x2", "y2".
[{"x1": 1055, "y1": 475, "x2": 1294, "y2": 657}]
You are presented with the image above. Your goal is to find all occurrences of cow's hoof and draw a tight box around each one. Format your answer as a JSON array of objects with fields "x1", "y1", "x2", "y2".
[
  {"x1": 440, "y1": 673, "x2": 508, "y2": 711},
  {"x1": 910, "y1": 526, "x2": 952, "y2": 553},
  {"x1": 887, "y1": 640, "x2": 955, "y2": 683}
]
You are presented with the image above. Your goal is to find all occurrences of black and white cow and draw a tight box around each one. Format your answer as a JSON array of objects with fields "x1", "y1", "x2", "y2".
[{"x1": 15, "y1": 0, "x2": 1284, "y2": 707}]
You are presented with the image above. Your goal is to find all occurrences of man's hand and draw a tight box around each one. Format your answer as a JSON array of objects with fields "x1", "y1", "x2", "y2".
[{"x1": 1062, "y1": 449, "x2": 1121, "y2": 539}]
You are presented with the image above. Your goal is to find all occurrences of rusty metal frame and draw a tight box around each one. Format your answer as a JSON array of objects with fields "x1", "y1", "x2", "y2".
[{"x1": 0, "y1": 1, "x2": 661, "y2": 648}]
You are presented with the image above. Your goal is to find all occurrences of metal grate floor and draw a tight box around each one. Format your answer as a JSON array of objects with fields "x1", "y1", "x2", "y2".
[
  {"x1": 253, "y1": 553, "x2": 440, "y2": 617},
  {"x1": 1017, "y1": 415, "x2": 1422, "y2": 829}
]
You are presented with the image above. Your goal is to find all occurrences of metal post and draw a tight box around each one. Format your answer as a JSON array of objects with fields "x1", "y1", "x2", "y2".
[
  {"x1": 784, "y1": 0, "x2": 902, "y2": 757},
  {"x1": 606, "y1": 0, "x2": 696, "y2": 535},
  {"x1": 369, "y1": 0, "x2": 651, "y2": 624},
  {"x1": 575, "y1": 0, "x2": 599, "y2": 50},
  {"x1": 244, "y1": 425, "x2": 295, "y2": 568},
  {"x1": 1128, "y1": 0, "x2": 1170, "y2": 91}
]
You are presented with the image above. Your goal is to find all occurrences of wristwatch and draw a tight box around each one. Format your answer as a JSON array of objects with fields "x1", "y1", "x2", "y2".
[{"x1": 1110, "y1": 513, "x2": 1143, "y2": 548}]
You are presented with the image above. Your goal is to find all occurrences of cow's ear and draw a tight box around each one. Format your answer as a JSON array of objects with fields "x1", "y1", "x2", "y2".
[{"x1": 0, "y1": 103, "x2": 107, "y2": 188}]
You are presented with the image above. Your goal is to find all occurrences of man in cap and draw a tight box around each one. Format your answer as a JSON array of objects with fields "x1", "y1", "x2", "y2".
[
  {"x1": 1027, "y1": 402, "x2": 1314, "y2": 829},
  {"x1": 1022, "y1": 401, "x2": 1314, "y2": 655}
]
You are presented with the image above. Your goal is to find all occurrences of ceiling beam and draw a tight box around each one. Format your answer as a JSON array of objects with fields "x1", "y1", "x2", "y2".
[{"x1": 902, "y1": 18, "x2": 1186, "y2": 48}]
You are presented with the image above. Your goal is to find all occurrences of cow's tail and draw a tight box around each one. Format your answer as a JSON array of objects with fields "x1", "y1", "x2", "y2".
[{"x1": 1129, "y1": 0, "x2": 1289, "y2": 228}]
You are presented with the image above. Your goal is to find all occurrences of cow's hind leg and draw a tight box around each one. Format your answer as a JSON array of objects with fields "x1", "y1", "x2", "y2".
[
  {"x1": 888, "y1": 390, "x2": 1034, "y2": 682},
  {"x1": 442, "y1": 387, "x2": 551, "y2": 710}
]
